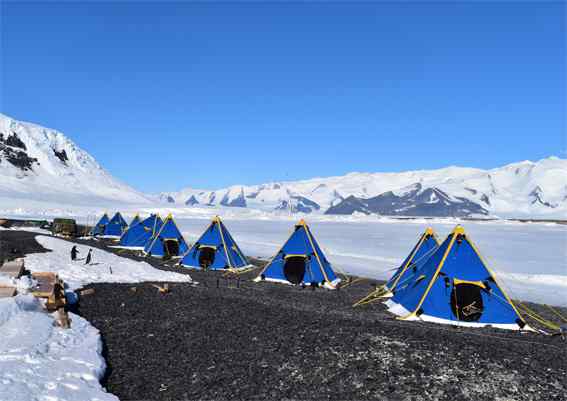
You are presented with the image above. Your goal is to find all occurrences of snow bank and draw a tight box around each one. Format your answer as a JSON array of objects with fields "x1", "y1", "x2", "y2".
[
  {"x1": 24, "y1": 235, "x2": 192, "y2": 291},
  {"x1": 0, "y1": 235, "x2": 192, "y2": 401},
  {"x1": 0, "y1": 295, "x2": 118, "y2": 401}
]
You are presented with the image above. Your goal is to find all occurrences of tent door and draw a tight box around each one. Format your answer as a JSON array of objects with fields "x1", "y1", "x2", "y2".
[
  {"x1": 199, "y1": 247, "x2": 216, "y2": 269},
  {"x1": 163, "y1": 239, "x2": 179, "y2": 259},
  {"x1": 450, "y1": 281, "x2": 484, "y2": 322},
  {"x1": 283, "y1": 256, "x2": 307, "y2": 285}
]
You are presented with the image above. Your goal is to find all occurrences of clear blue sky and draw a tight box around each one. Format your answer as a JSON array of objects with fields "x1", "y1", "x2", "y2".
[{"x1": 1, "y1": 1, "x2": 565, "y2": 192}]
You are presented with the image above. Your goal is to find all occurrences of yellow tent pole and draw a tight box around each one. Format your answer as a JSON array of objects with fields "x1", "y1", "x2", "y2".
[
  {"x1": 178, "y1": 219, "x2": 219, "y2": 264},
  {"x1": 255, "y1": 222, "x2": 298, "y2": 278},
  {"x1": 355, "y1": 228, "x2": 439, "y2": 307},
  {"x1": 215, "y1": 216, "x2": 234, "y2": 269},
  {"x1": 399, "y1": 226, "x2": 460, "y2": 320},
  {"x1": 147, "y1": 214, "x2": 171, "y2": 252},
  {"x1": 232, "y1": 244, "x2": 249, "y2": 266},
  {"x1": 301, "y1": 220, "x2": 332, "y2": 286},
  {"x1": 467, "y1": 233, "x2": 527, "y2": 324},
  {"x1": 389, "y1": 229, "x2": 430, "y2": 291}
]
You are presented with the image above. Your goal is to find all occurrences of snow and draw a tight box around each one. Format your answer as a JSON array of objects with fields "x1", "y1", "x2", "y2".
[
  {"x1": 25, "y1": 236, "x2": 192, "y2": 291},
  {"x1": 161, "y1": 157, "x2": 567, "y2": 219},
  {"x1": 0, "y1": 235, "x2": 192, "y2": 401},
  {"x1": 168, "y1": 213, "x2": 567, "y2": 306},
  {"x1": 384, "y1": 299, "x2": 533, "y2": 331},
  {"x1": 0, "y1": 295, "x2": 118, "y2": 401},
  {"x1": 2, "y1": 113, "x2": 567, "y2": 218},
  {"x1": 0, "y1": 113, "x2": 151, "y2": 206}
]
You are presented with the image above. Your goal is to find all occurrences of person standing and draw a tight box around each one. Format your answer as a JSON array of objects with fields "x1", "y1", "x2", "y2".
[
  {"x1": 70, "y1": 245, "x2": 79, "y2": 261},
  {"x1": 85, "y1": 249, "x2": 93, "y2": 265}
]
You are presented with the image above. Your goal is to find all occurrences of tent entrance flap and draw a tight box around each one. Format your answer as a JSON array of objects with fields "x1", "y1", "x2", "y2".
[
  {"x1": 198, "y1": 246, "x2": 216, "y2": 269},
  {"x1": 450, "y1": 281, "x2": 484, "y2": 322},
  {"x1": 163, "y1": 239, "x2": 180, "y2": 258},
  {"x1": 283, "y1": 256, "x2": 307, "y2": 285}
]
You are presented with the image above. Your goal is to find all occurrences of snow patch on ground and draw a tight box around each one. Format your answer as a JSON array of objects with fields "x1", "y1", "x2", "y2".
[
  {"x1": 0, "y1": 295, "x2": 118, "y2": 401},
  {"x1": 0, "y1": 235, "x2": 194, "y2": 401},
  {"x1": 25, "y1": 235, "x2": 192, "y2": 291}
]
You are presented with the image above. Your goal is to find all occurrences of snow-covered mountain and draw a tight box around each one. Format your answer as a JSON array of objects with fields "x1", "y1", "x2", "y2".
[
  {"x1": 325, "y1": 183, "x2": 489, "y2": 217},
  {"x1": 1, "y1": 113, "x2": 565, "y2": 219},
  {"x1": 160, "y1": 157, "x2": 567, "y2": 219},
  {"x1": 0, "y1": 113, "x2": 151, "y2": 206}
]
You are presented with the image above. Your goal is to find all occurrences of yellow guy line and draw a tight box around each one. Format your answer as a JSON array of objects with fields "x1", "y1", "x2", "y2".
[{"x1": 545, "y1": 304, "x2": 567, "y2": 323}]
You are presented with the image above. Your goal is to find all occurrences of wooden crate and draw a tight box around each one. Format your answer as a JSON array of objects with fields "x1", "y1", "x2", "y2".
[{"x1": 0, "y1": 258, "x2": 24, "y2": 299}]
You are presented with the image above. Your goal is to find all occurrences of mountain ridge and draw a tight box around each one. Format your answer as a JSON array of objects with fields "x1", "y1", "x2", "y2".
[
  {"x1": 160, "y1": 156, "x2": 567, "y2": 218},
  {"x1": 1, "y1": 113, "x2": 565, "y2": 218}
]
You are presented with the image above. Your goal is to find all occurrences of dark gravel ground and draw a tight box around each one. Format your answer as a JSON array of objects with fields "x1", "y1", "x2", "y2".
[
  {"x1": 0, "y1": 229, "x2": 50, "y2": 263},
  {"x1": 4, "y1": 231, "x2": 567, "y2": 401}
]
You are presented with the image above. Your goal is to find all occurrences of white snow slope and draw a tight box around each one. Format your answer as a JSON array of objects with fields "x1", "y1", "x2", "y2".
[
  {"x1": 0, "y1": 113, "x2": 151, "y2": 207},
  {"x1": 0, "y1": 294, "x2": 118, "y2": 401},
  {"x1": 26, "y1": 235, "x2": 193, "y2": 290},
  {"x1": 0, "y1": 235, "x2": 191, "y2": 401}
]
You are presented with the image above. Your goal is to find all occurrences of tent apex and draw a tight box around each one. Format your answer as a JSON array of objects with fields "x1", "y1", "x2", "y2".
[{"x1": 452, "y1": 225, "x2": 465, "y2": 235}]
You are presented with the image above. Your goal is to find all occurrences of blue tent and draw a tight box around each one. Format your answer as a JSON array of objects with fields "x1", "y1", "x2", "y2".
[
  {"x1": 129, "y1": 214, "x2": 141, "y2": 227},
  {"x1": 384, "y1": 227, "x2": 439, "y2": 296},
  {"x1": 386, "y1": 226, "x2": 529, "y2": 330},
  {"x1": 119, "y1": 214, "x2": 163, "y2": 248},
  {"x1": 255, "y1": 219, "x2": 340, "y2": 289},
  {"x1": 144, "y1": 214, "x2": 188, "y2": 258},
  {"x1": 180, "y1": 216, "x2": 250, "y2": 270},
  {"x1": 91, "y1": 213, "x2": 110, "y2": 236},
  {"x1": 103, "y1": 212, "x2": 128, "y2": 237}
]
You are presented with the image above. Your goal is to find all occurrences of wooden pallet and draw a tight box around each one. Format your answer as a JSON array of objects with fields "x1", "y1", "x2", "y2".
[
  {"x1": 0, "y1": 259, "x2": 70, "y2": 327},
  {"x1": 0, "y1": 258, "x2": 25, "y2": 279},
  {"x1": 0, "y1": 258, "x2": 24, "y2": 299},
  {"x1": 31, "y1": 272, "x2": 66, "y2": 308},
  {"x1": 0, "y1": 287, "x2": 17, "y2": 298},
  {"x1": 31, "y1": 272, "x2": 70, "y2": 328}
]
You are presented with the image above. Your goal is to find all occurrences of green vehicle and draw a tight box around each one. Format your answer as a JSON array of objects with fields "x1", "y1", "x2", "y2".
[{"x1": 52, "y1": 218, "x2": 77, "y2": 237}]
